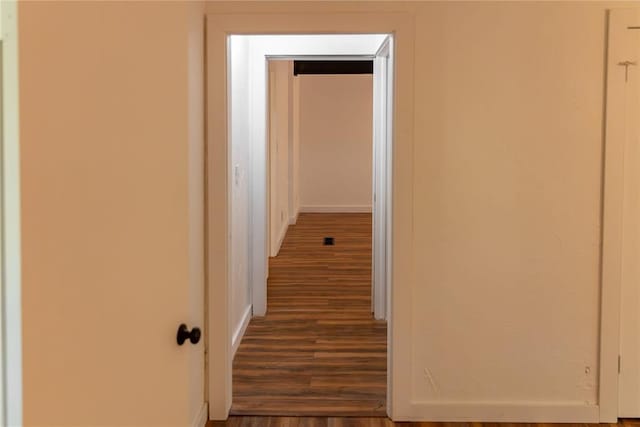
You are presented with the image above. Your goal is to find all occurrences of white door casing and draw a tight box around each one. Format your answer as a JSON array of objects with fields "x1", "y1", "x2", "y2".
[
  {"x1": 1, "y1": 2, "x2": 22, "y2": 425},
  {"x1": 0, "y1": 35, "x2": 5, "y2": 427},
  {"x1": 206, "y1": 14, "x2": 416, "y2": 420},
  {"x1": 372, "y1": 35, "x2": 393, "y2": 321},
  {"x1": 244, "y1": 35, "x2": 388, "y2": 317},
  {"x1": 601, "y1": 7, "x2": 640, "y2": 422},
  {"x1": 614, "y1": 7, "x2": 640, "y2": 419}
]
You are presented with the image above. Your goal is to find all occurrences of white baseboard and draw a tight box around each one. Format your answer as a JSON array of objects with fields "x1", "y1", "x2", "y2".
[
  {"x1": 192, "y1": 402, "x2": 208, "y2": 427},
  {"x1": 232, "y1": 304, "x2": 252, "y2": 357},
  {"x1": 300, "y1": 205, "x2": 372, "y2": 213},
  {"x1": 391, "y1": 401, "x2": 599, "y2": 423}
]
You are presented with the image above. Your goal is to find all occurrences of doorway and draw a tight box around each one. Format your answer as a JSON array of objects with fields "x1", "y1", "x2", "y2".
[
  {"x1": 205, "y1": 13, "x2": 415, "y2": 420},
  {"x1": 226, "y1": 35, "x2": 393, "y2": 416}
]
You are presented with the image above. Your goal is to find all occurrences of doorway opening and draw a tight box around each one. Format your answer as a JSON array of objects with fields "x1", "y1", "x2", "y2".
[{"x1": 226, "y1": 34, "x2": 394, "y2": 416}]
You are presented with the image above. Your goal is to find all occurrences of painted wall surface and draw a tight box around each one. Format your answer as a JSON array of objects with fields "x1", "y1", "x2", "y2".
[
  {"x1": 206, "y1": 1, "x2": 637, "y2": 418},
  {"x1": 409, "y1": 2, "x2": 603, "y2": 404},
  {"x1": 19, "y1": 2, "x2": 205, "y2": 426},
  {"x1": 229, "y1": 36, "x2": 252, "y2": 347},
  {"x1": 269, "y1": 60, "x2": 293, "y2": 256},
  {"x1": 18, "y1": 0, "x2": 639, "y2": 423},
  {"x1": 299, "y1": 74, "x2": 373, "y2": 211}
]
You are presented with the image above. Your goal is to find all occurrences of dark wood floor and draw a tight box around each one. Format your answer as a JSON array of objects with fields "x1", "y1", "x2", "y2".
[
  {"x1": 209, "y1": 417, "x2": 638, "y2": 427},
  {"x1": 231, "y1": 213, "x2": 386, "y2": 416}
]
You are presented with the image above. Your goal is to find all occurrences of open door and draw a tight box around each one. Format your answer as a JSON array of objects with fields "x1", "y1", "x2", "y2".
[
  {"x1": 1, "y1": 2, "x2": 22, "y2": 425},
  {"x1": 14, "y1": 3, "x2": 208, "y2": 426},
  {"x1": 372, "y1": 36, "x2": 393, "y2": 320},
  {"x1": 614, "y1": 7, "x2": 640, "y2": 419}
]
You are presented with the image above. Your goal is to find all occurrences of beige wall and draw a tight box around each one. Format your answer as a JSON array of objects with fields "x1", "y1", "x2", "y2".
[
  {"x1": 18, "y1": 0, "x2": 640, "y2": 424},
  {"x1": 19, "y1": 1, "x2": 205, "y2": 426},
  {"x1": 410, "y1": 1, "x2": 604, "y2": 404},
  {"x1": 205, "y1": 0, "x2": 635, "y2": 418},
  {"x1": 299, "y1": 74, "x2": 373, "y2": 211}
]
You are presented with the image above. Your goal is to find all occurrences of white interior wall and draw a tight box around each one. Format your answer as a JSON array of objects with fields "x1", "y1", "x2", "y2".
[
  {"x1": 409, "y1": 3, "x2": 604, "y2": 408},
  {"x1": 212, "y1": 2, "x2": 639, "y2": 421},
  {"x1": 229, "y1": 36, "x2": 252, "y2": 353},
  {"x1": 268, "y1": 60, "x2": 292, "y2": 257},
  {"x1": 298, "y1": 74, "x2": 373, "y2": 212}
]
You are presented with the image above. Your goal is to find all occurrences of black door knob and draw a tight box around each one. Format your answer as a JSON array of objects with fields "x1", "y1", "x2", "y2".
[{"x1": 177, "y1": 324, "x2": 201, "y2": 345}]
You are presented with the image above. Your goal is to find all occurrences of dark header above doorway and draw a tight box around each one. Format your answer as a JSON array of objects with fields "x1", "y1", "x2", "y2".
[{"x1": 293, "y1": 60, "x2": 374, "y2": 76}]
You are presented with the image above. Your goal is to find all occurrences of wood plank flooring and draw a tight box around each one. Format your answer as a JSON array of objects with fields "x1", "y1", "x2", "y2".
[
  {"x1": 231, "y1": 213, "x2": 386, "y2": 417},
  {"x1": 209, "y1": 417, "x2": 639, "y2": 427}
]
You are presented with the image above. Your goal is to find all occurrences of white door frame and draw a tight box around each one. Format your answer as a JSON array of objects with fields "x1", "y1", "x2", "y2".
[
  {"x1": 372, "y1": 36, "x2": 393, "y2": 321},
  {"x1": 248, "y1": 36, "x2": 388, "y2": 318},
  {"x1": 600, "y1": 7, "x2": 640, "y2": 423},
  {"x1": 616, "y1": 7, "x2": 640, "y2": 416},
  {"x1": 268, "y1": 51, "x2": 391, "y2": 322},
  {"x1": 205, "y1": 12, "x2": 416, "y2": 420},
  {"x1": 1, "y1": 2, "x2": 22, "y2": 425}
]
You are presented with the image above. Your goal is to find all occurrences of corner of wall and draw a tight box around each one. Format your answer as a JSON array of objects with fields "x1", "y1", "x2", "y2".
[
  {"x1": 273, "y1": 220, "x2": 289, "y2": 256},
  {"x1": 191, "y1": 402, "x2": 209, "y2": 427},
  {"x1": 289, "y1": 208, "x2": 299, "y2": 225}
]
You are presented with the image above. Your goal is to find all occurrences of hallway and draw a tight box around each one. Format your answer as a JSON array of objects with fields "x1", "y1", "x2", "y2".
[{"x1": 231, "y1": 213, "x2": 387, "y2": 416}]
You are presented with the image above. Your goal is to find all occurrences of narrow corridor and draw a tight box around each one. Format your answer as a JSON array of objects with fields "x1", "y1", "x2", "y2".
[{"x1": 232, "y1": 213, "x2": 387, "y2": 416}]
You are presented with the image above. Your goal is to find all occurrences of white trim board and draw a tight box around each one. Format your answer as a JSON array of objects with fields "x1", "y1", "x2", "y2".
[
  {"x1": 206, "y1": 12, "x2": 416, "y2": 420},
  {"x1": 191, "y1": 402, "x2": 209, "y2": 427},
  {"x1": 299, "y1": 205, "x2": 372, "y2": 213},
  {"x1": 599, "y1": 7, "x2": 640, "y2": 422},
  {"x1": 231, "y1": 305, "x2": 252, "y2": 358},
  {"x1": 244, "y1": 35, "x2": 387, "y2": 318},
  {"x1": 1, "y1": 2, "x2": 22, "y2": 426},
  {"x1": 396, "y1": 402, "x2": 599, "y2": 423}
]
